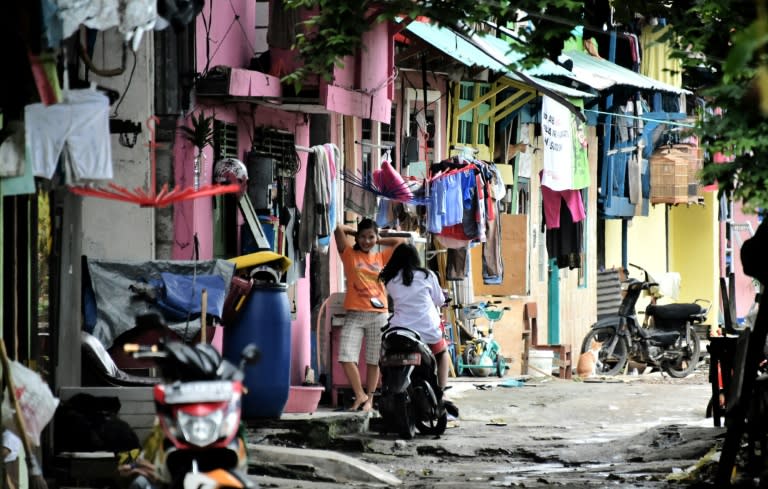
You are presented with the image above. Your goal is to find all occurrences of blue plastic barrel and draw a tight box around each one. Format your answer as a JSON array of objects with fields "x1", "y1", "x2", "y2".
[{"x1": 223, "y1": 283, "x2": 291, "y2": 418}]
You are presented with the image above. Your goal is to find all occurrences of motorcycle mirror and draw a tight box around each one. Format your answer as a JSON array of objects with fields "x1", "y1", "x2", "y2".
[{"x1": 240, "y1": 344, "x2": 261, "y2": 365}]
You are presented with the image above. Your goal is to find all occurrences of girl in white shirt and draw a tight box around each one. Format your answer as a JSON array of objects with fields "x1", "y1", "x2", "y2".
[{"x1": 379, "y1": 244, "x2": 450, "y2": 390}]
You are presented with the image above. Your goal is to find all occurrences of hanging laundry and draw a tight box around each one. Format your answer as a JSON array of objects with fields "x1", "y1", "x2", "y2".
[
  {"x1": 445, "y1": 247, "x2": 469, "y2": 281},
  {"x1": 44, "y1": 0, "x2": 157, "y2": 51},
  {"x1": 540, "y1": 171, "x2": 585, "y2": 270},
  {"x1": 540, "y1": 183, "x2": 586, "y2": 229},
  {"x1": 628, "y1": 153, "x2": 642, "y2": 206},
  {"x1": 571, "y1": 99, "x2": 590, "y2": 190},
  {"x1": 541, "y1": 96, "x2": 575, "y2": 191},
  {"x1": 544, "y1": 197, "x2": 583, "y2": 270},
  {"x1": 0, "y1": 123, "x2": 25, "y2": 177},
  {"x1": 345, "y1": 169, "x2": 377, "y2": 218},
  {"x1": 25, "y1": 88, "x2": 113, "y2": 181},
  {"x1": 298, "y1": 144, "x2": 340, "y2": 255},
  {"x1": 372, "y1": 159, "x2": 414, "y2": 202},
  {"x1": 44, "y1": 0, "x2": 119, "y2": 48},
  {"x1": 317, "y1": 143, "x2": 340, "y2": 250}
]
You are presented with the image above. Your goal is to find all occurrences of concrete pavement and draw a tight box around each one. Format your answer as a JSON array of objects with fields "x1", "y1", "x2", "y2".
[{"x1": 245, "y1": 371, "x2": 722, "y2": 487}]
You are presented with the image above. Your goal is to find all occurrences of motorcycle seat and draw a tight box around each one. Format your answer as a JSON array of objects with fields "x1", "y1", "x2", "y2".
[
  {"x1": 646, "y1": 303, "x2": 703, "y2": 320},
  {"x1": 81, "y1": 331, "x2": 160, "y2": 386},
  {"x1": 383, "y1": 327, "x2": 423, "y2": 342}
]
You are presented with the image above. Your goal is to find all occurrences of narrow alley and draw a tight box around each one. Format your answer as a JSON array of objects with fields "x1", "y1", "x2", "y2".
[{"x1": 246, "y1": 370, "x2": 720, "y2": 488}]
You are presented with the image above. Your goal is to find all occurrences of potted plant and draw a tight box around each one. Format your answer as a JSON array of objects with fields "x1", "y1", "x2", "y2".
[{"x1": 180, "y1": 111, "x2": 215, "y2": 190}]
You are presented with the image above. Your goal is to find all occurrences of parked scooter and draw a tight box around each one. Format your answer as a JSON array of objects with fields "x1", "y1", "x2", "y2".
[
  {"x1": 581, "y1": 263, "x2": 709, "y2": 378},
  {"x1": 376, "y1": 326, "x2": 448, "y2": 439},
  {"x1": 125, "y1": 314, "x2": 260, "y2": 489}
]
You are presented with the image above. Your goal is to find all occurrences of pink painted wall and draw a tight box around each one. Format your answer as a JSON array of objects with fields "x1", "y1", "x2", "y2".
[
  {"x1": 360, "y1": 23, "x2": 392, "y2": 93},
  {"x1": 720, "y1": 203, "x2": 762, "y2": 321},
  {"x1": 179, "y1": 0, "x2": 398, "y2": 388},
  {"x1": 172, "y1": 102, "x2": 312, "y2": 386},
  {"x1": 195, "y1": 0, "x2": 256, "y2": 72},
  {"x1": 171, "y1": 102, "x2": 229, "y2": 261}
]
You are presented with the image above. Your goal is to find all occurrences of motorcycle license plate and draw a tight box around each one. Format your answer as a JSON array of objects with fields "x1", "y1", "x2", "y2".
[
  {"x1": 381, "y1": 352, "x2": 421, "y2": 366},
  {"x1": 163, "y1": 380, "x2": 233, "y2": 404}
]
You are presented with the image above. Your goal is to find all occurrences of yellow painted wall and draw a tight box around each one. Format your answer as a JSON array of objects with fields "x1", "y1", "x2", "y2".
[
  {"x1": 604, "y1": 219, "x2": 622, "y2": 270},
  {"x1": 669, "y1": 192, "x2": 720, "y2": 330},
  {"x1": 604, "y1": 204, "x2": 668, "y2": 274},
  {"x1": 605, "y1": 203, "x2": 667, "y2": 313},
  {"x1": 604, "y1": 194, "x2": 719, "y2": 330}
]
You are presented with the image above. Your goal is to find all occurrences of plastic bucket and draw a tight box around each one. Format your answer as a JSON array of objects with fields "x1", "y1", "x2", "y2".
[
  {"x1": 528, "y1": 349, "x2": 554, "y2": 376},
  {"x1": 223, "y1": 283, "x2": 291, "y2": 418}
]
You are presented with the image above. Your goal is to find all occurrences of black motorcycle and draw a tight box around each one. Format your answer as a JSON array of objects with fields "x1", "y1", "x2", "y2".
[
  {"x1": 581, "y1": 263, "x2": 709, "y2": 378},
  {"x1": 376, "y1": 326, "x2": 448, "y2": 439}
]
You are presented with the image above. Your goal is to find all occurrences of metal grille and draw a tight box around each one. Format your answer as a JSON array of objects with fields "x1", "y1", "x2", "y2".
[{"x1": 214, "y1": 120, "x2": 238, "y2": 159}]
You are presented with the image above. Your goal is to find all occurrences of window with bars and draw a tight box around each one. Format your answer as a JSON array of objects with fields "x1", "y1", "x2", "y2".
[{"x1": 213, "y1": 120, "x2": 238, "y2": 159}]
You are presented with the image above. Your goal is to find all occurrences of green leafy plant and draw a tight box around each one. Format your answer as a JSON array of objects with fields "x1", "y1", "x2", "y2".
[
  {"x1": 179, "y1": 111, "x2": 215, "y2": 152},
  {"x1": 281, "y1": 1, "x2": 581, "y2": 92}
]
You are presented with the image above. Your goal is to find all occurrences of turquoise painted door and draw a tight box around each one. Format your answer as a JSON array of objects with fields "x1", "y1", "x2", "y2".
[{"x1": 547, "y1": 258, "x2": 560, "y2": 344}]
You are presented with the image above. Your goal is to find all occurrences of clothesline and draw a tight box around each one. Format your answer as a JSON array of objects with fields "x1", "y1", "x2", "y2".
[
  {"x1": 584, "y1": 108, "x2": 695, "y2": 128},
  {"x1": 354, "y1": 140, "x2": 393, "y2": 150}
]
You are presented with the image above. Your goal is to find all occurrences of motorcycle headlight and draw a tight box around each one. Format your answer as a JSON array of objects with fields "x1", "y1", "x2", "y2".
[{"x1": 177, "y1": 409, "x2": 224, "y2": 447}]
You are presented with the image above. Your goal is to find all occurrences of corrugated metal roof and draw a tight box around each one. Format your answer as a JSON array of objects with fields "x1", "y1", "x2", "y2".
[
  {"x1": 473, "y1": 34, "x2": 575, "y2": 78},
  {"x1": 404, "y1": 21, "x2": 593, "y2": 98},
  {"x1": 561, "y1": 50, "x2": 691, "y2": 95},
  {"x1": 404, "y1": 21, "x2": 508, "y2": 72},
  {"x1": 522, "y1": 75, "x2": 595, "y2": 99}
]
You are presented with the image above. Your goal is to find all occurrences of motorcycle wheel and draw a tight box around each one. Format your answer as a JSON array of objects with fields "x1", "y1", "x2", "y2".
[
  {"x1": 416, "y1": 408, "x2": 448, "y2": 436},
  {"x1": 394, "y1": 393, "x2": 416, "y2": 439},
  {"x1": 663, "y1": 325, "x2": 701, "y2": 378},
  {"x1": 582, "y1": 327, "x2": 629, "y2": 376}
]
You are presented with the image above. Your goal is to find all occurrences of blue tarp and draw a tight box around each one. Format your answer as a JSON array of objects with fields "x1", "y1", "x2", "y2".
[
  {"x1": 83, "y1": 258, "x2": 235, "y2": 349},
  {"x1": 149, "y1": 273, "x2": 227, "y2": 322}
]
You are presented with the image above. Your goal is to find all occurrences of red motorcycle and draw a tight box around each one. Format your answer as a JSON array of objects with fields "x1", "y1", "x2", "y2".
[{"x1": 126, "y1": 314, "x2": 259, "y2": 489}]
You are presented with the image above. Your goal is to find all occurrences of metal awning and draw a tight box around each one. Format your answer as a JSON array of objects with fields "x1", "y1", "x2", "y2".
[
  {"x1": 403, "y1": 20, "x2": 594, "y2": 100},
  {"x1": 560, "y1": 50, "x2": 691, "y2": 95}
]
